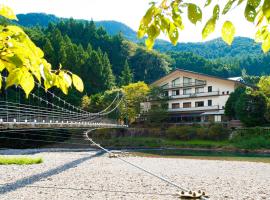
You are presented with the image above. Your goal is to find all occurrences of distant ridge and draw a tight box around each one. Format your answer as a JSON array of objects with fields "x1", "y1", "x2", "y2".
[{"x1": 16, "y1": 13, "x2": 264, "y2": 61}]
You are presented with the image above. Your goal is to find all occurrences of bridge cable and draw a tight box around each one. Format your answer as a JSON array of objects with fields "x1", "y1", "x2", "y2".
[{"x1": 84, "y1": 129, "x2": 208, "y2": 200}]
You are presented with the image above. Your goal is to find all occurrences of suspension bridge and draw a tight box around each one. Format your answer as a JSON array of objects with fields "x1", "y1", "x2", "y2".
[{"x1": 0, "y1": 76, "x2": 127, "y2": 130}]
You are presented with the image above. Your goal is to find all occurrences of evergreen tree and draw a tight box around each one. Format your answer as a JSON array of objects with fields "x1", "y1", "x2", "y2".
[
  {"x1": 119, "y1": 60, "x2": 133, "y2": 86},
  {"x1": 102, "y1": 53, "x2": 115, "y2": 90},
  {"x1": 43, "y1": 39, "x2": 55, "y2": 66}
]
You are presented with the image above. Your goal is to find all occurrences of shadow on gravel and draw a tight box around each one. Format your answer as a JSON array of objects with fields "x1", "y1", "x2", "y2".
[{"x1": 0, "y1": 150, "x2": 105, "y2": 195}]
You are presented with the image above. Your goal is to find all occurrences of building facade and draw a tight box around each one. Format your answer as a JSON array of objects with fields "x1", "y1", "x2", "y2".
[{"x1": 142, "y1": 69, "x2": 245, "y2": 123}]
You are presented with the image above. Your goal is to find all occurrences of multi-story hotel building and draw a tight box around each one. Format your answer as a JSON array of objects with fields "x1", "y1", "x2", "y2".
[{"x1": 142, "y1": 69, "x2": 245, "y2": 123}]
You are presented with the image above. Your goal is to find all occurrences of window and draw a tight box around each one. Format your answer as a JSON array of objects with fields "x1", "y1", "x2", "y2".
[
  {"x1": 172, "y1": 103, "x2": 180, "y2": 109},
  {"x1": 195, "y1": 87, "x2": 204, "y2": 94},
  {"x1": 183, "y1": 88, "x2": 192, "y2": 95},
  {"x1": 195, "y1": 79, "x2": 205, "y2": 85},
  {"x1": 208, "y1": 100, "x2": 212, "y2": 106},
  {"x1": 183, "y1": 77, "x2": 192, "y2": 86},
  {"x1": 172, "y1": 90, "x2": 180, "y2": 96},
  {"x1": 183, "y1": 102, "x2": 191, "y2": 108},
  {"x1": 195, "y1": 101, "x2": 204, "y2": 107},
  {"x1": 208, "y1": 86, "x2": 212, "y2": 92},
  {"x1": 172, "y1": 78, "x2": 180, "y2": 87}
]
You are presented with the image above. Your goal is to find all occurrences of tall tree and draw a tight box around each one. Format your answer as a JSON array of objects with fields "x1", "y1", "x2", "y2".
[
  {"x1": 102, "y1": 52, "x2": 116, "y2": 90},
  {"x1": 119, "y1": 60, "x2": 133, "y2": 86}
]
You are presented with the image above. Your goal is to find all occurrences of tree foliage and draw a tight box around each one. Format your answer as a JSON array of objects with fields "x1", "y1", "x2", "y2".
[
  {"x1": 0, "y1": 5, "x2": 83, "y2": 97},
  {"x1": 119, "y1": 60, "x2": 133, "y2": 86},
  {"x1": 139, "y1": 0, "x2": 270, "y2": 53},
  {"x1": 225, "y1": 86, "x2": 246, "y2": 119},
  {"x1": 235, "y1": 89, "x2": 267, "y2": 127}
]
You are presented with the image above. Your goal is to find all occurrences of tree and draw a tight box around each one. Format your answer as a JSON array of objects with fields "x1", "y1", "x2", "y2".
[
  {"x1": 145, "y1": 86, "x2": 169, "y2": 125},
  {"x1": 0, "y1": 5, "x2": 84, "y2": 97},
  {"x1": 139, "y1": 0, "x2": 270, "y2": 53},
  {"x1": 102, "y1": 53, "x2": 115, "y2": 90},
  {"x1": 81, "y1": 95, "x2": 91, "y2": 110},
  {"x1": 119, "y1": 60, "x2": 133, "y2": 86},
  {"x1": 257, "y1": 76, "x2": 270, "y2": 97},
  {"x1": 235, "y1": 88, "x2": 267, "y2": 127},
  {"x1": 122, "y1": 82, "x2": 150, "y2": 123},
  {"x1": 225, "y1": 86, "x2": 246, "y2": 119}
]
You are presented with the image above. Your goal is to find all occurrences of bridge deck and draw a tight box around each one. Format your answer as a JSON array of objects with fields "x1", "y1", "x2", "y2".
[{"x1": 0, "y1": 122, "x2": 127, "y2": 130}]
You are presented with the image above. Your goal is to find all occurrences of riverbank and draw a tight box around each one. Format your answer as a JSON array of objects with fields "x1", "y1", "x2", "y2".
[
  {"x1": 0, "y1": 149, "x2": 269, "y2": 200},
  {"x1": 91, "y1": 136, "x2": 270, "y2": 155}
]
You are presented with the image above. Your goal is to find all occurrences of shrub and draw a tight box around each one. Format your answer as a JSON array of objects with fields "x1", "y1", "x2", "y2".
[
  {"x1": 166, "y1": 126, "x2": 196, "y2": 140},
  {"x1": 231, "y1": 127, "x2": 270, "y2": 149},
  {"x1": 196, "y1": 127, "x2": 208, "y2": 139},
  {"x1": 208, "y1": 124, "x2": 229, "y2": 141}
]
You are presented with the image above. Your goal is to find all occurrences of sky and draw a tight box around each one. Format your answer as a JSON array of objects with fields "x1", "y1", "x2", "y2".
[{"x1": 1, "y1": 0, "x2": 257, "y2": 42}]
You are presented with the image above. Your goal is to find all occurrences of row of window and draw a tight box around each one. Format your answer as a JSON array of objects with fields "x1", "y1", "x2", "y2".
[
  {"x1": 171, "y1": 100, "x2": 212, "y2": 109},
  {"x1": 165, "y1": 87, "x2": 230, "y2": 97},
  {"x1": 165, "y1": 86, "x2": 213, "y2": 96},
  {"x1": 163, "y1": 77, "x2": 206, "y2": 88}
]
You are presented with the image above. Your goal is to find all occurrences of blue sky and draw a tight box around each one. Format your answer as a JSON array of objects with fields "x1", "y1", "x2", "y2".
[{"x1": 2, "y1": 0, "x2": 256, "y2": 42}]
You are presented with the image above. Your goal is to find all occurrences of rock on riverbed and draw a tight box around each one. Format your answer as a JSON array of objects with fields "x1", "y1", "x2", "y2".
[{"x1": 0, "y1": 149, "x2": 269, "y2": 200}]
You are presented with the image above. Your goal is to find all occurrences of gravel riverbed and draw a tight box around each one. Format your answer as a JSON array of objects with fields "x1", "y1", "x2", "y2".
[{"x1": 0, "y1": 149, "x2": 269, "y2": 200}]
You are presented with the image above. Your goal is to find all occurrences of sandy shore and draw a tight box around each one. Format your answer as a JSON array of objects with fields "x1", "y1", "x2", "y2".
[{"x1": 0, "y1": 149, "x2": 269, "y2": 200}]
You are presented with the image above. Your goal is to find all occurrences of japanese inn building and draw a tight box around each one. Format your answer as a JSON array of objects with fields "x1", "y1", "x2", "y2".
[{"x1": 141, "y1": 69, "x2": 246, "y2": 123}]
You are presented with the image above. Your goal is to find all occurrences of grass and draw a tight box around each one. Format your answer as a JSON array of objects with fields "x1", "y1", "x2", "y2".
[
  {"x1": 97, "y1": 136, "x2": 231, "y2": 149},
  {"x1": 0, "y1": 156, "x2": 43, "y2": 165}
]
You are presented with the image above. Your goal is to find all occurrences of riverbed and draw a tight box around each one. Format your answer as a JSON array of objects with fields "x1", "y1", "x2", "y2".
[{"x1": 0, "y1": 149, "x2": 269, "y2": 200}]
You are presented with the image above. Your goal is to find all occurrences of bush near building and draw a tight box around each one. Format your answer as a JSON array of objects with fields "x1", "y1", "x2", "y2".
[{"x1": 231, "y1": 127, "x2": 270, "y2": 149}]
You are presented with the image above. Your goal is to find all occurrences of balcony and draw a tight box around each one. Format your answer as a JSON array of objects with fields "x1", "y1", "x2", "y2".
[
  {"x1": 168, "y1": 105, "x2": 219, "y2": 112},
  {"x1": 162, "y1": 81, "x2": 206, "y2": 90},
  {"x1": 170, "y1": 91, "x2": 220, "y2": 99}
]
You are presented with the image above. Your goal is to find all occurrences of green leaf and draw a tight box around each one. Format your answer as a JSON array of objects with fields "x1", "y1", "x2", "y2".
[
  {"x1": 245, "y1": 4, "x2": 257, "y2": 22},
  {"x1": 222, "y1": 0, "x2": 236, "y2": 15},
  {"x1": 141, "y1": 5, "x2": 155, "y2": 26},
  {"x1": 238, "y1": 0, "x2": 245, "y2": 5},
  {"x1": 213, "y1": 5, "x2": 220, "y2": 19},
  {"x1": 137, "y1": 25, "x2": 146, "y2": 38},
  {"x1": 187, "y1": 3, "x2": 202, "y2": 24},
  {"x1": 247, "y1": 0, "x2": 261, "y2": 8},
  {"x1": 222, "y1": 21, "x2": 236, "y2": 45},
  {"x1": 262, "y1": 0, "x2": 270, "y2": 21},
  {"x1": 0, "y1": 60, "x2": 5, "y2": 72},
  {"x1": 147, "y1": 24, "x2": 160, "y2": 39},
  {"x1": 204, "y1": 0, "x2": 212, "y2": 7},
  {"x1": 72, "y1": 73, "x2": 84, "y2": 92},
  {"x1": 168, "y1": 23, "x2": 179, "y2": 45},
  {"x1": 255, "y1": 26, "x2": 268, "y2": 42},
  {"x1": 6, "y1": 68, "x2": 22, "y2": 88},
  {"x1": 202, "y1": 18, "x2": 216, "y2": 39},
  {"x1": 63, "y1": 72, "x2": 72, "y2": 87},
  {"x1": 172, "y1": 13, "x2": 184, "y2": 29},
  {"x1": 0, "y1": 5, "x2": 17, "y2": 20},
  {"x1": 262, "y1": 37, "x2": 270, "y2": 53},
  {"x1": 20, "y1": 70, "x2": 34, "y2": 98},
  {"x1": 145, "y1": 38, "x2": 155, "y2": 49}
]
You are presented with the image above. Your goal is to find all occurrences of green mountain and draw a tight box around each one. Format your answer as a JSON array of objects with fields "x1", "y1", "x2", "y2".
[
  {"x1": 16, "y1": 13, "x2": 270, "y2": 78},
  {"x1": 17, "y1": 13, "x2": 262, "y2": 59},
  {"x1": 17, "y1": 13, "x2": 139, "y2": 42}
]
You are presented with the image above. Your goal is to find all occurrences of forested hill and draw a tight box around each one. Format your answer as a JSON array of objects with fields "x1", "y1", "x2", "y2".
[
  {"x1": 154, "y1": 37, "x2": 262, "y2": 60},
  {"x1": 17, "y1": 13, "x2": 139, "y2": 42},
  {"x1": 16, "y1": 13, "x2": 270, "y2": 78}
]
